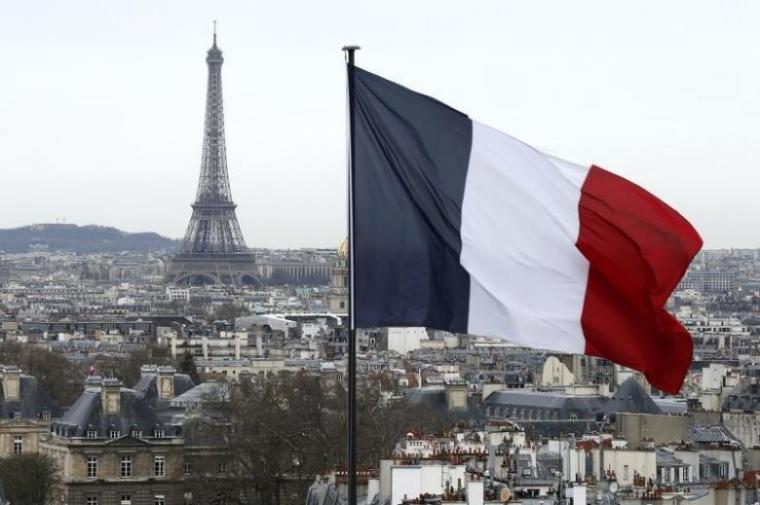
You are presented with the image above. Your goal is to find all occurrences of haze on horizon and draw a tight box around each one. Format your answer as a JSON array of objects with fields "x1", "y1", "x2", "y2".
[{"x1": 1, "y1": 0, "x2": 758, "y2": 249}]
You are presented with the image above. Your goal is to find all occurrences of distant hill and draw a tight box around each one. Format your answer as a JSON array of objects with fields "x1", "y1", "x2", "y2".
[{"x1": 0, "y1": 224, "x2": 179, "y2": 253}]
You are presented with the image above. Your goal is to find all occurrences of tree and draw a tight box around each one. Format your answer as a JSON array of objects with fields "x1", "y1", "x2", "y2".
[
  {"x1": 213, "y1": 302, "x2": 250, "y2": 322},
  {"x1": 194, "y1": 373, "x2": 344, "y2": 505},
  {"x1": 0, "y1": 453, "x2": 59, "y2": 505},
  {"x1": 94, "y1": 344, "x2": 173, "y2": 387},
  {"x1": 177, "y1": 350, "x2": 201, "y2": 384},
  {"x1": 195, "y1": 373, "x2": 456, "y2": 505},
  {"x1": 0, "y1": 342, "x2": 83, "y2": 406}
]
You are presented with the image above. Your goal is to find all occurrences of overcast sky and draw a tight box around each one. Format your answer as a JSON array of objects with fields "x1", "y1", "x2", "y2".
[{"x1": 1, "y1": 0, "x2": 758, "y2": 249}]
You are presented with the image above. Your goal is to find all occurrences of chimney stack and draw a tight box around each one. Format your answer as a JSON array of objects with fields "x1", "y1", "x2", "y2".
[
  {"x1": 0, "y1": 365, "x2": 21, "y2": 401},
  {"x1": 157, "y1": 366, "x2": 176, "y2": 400},
  {"x1": 101, "y1": 377, "x2": 122, "y2": 416}
]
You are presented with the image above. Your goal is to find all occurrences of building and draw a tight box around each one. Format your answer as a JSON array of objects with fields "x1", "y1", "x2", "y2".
[
  {"x1": 41, "y1": 376, "x2": 187, "y2": 504},
  {"x1": 0, "y1": 365, "x2": 62, "y2": 457}
]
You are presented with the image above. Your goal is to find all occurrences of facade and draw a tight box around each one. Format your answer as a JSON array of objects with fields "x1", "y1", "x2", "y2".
[
  {"x1": 0, "y1": 365, "x2": 62, "y2": 458},
  {"x1": 39, "y1": 372, "x2": 235, "y2": 505},
  {"x1": 41, "y1": 376, "x2": 187, "y2": 504},
  {"x1": 166, "y1": 31, "x2": 258, "y2": 287}
]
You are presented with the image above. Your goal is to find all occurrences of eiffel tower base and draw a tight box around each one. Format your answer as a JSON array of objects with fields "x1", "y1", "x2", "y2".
[{"x1": 166, "y1": 253, "x2": 260, "y2": 286}]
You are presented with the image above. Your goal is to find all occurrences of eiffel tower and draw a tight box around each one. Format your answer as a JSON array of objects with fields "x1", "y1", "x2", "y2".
[{"x1": 167, "y1": 29, "x2": 259, "y2": 286}]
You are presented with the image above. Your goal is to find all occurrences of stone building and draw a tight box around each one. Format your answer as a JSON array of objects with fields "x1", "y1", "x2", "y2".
[
  {"x1": 36, "y1": 368, "x2": 238, "y2": 505},
  {"x1": 41, "y1": 376, "x2": 187, "y2": 505},
  {"x1": 0, "y1": 364, "x2": 62, "y2": 458}
]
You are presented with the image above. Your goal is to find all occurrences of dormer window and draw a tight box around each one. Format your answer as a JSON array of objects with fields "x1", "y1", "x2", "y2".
[
  {"x1": 12, "y1": 410, "x2": 22, "y2": 420},
  {"x1": 42, "y1": 410, "x2": 51, "y2": 421},
  {"x1": 109, "y1": 429, "x2": 121, "y2": 439},
  {"x1": 154, "y1": 428, "x2": 165, "y2": 439},
  {"x1": 131, "y1": 429, "x2": 142, "y2": 438},
  {"x1": 86, "y1": 429, "x2": 98, "y2": 439}
]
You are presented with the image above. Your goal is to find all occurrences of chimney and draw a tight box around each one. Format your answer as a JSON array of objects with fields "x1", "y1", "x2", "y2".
[
  {"x1": 466, "y1": 481, "x2": 484, "y2": 505},
  {"x1": 101, "y1": 377, "x2": 122, "y2": 416},
  {"x1": 157, "y1": 366, "x2": 176, "y2": 400},
  {"x1": 445, "y1": 380, "x2": 468, "y2": 411},
  {"x1": 235, "y1": 333, "x2": 243, "y2": 359},
  {"x1": 1, "y1": 365, "x2": 21, "y2": 401}
]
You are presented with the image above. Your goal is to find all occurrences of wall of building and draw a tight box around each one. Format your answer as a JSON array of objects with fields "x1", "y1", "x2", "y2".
[
  {"x1": 615, "y1": 413, "x2": 690, "y2": 448},
  {"x1": 722, "y1": 412, "x2": 760, "y2": 449},
  {"x1": 600, "y1": 449, "x2": 657, "y2": 486},
  {"x1": 541, "y1": 356, "x2": 575, "y2": 386}
]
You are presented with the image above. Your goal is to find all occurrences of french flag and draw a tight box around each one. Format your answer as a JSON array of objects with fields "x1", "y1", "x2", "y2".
[{"x1": 350, "y1": 67, "x2": 702, "y2": 394}]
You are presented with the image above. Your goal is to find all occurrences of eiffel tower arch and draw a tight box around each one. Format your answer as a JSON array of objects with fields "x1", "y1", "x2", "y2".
[{"x1": 167, "y1": 30, "x2": 260, "y2": 287}]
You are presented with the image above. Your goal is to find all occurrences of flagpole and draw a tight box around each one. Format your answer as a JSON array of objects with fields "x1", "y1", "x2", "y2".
[{"x1": 342, "y1": 44, "x2": 360, "y2": 505}]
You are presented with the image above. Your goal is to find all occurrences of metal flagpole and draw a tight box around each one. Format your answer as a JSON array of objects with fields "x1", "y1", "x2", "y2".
[{"x1": 342, "y1": 44, "x2": 360, "y2": 505}]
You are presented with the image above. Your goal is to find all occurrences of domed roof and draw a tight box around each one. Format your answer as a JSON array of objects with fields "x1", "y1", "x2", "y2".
[{"x1": 337, "y1": 238, "x2": 349, "y2": 259}]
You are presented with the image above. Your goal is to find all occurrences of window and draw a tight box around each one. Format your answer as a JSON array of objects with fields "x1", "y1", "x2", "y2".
[
  {"x1": 13, "y1": 436, "x2": 22, "y2": 455},
  {"x1": 154, "y1": 455, "x2": 165, "y2": 477},
  {"x1": 86, "y1": 497, "x2": 98, "y2": 505},
  {"x1": 623, "y1": 465, "x2": 629, "y2": 481},
  {"x1": 130, "y1": 429, "x2": 142, "y2": 438},
  {"x1": 120, "y1": 456, "x2": 132, "y2": 478},
  {"x1": 110, "y1": 429, "x2": 120, "y2": 439},
  {"x1": 719, "y1": 464, "x2": 728, "y2": 479},
  {"x1": 86, "y1": 429, "x2": 97, "y2": 439},
  {"x1": 13, "y1": 410, "x2": 21, "y2": 420},
  {"x1": 154, "y1": 428, "x2": 164, "y2": 439},
  {"x1": 42, "y1": 410, "x2": 51, "y2": 421},
  {"x1": 87, "y1": 456, "x2": 98, "y2": 478},
  {"x1": 154, "y1": 496, "x2": 165, "y2": 505},
  {"x1": 218, "y1": 461, "x2": 227, "y2": 474},
  {"x1": 183, "y1": 463, "x2": 192, "y2": 476},
  {"x1": 120, "y1": 495, "x2": 131, "y2": 505}
]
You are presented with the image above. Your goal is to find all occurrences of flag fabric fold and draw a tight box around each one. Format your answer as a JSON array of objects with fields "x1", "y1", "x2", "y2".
[{"x1": 351, "y1": 67, "x2": 702, "y2": 394}]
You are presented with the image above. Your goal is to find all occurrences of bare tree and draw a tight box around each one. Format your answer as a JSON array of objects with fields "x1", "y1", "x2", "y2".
[{"x1": 0, "y1": 454, "x2": 60, "y2": 505}]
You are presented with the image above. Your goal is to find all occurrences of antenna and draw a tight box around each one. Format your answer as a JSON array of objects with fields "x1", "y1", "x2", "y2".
[{"x1": 213, "y1": 20, "x2": 217, "y2": 46}]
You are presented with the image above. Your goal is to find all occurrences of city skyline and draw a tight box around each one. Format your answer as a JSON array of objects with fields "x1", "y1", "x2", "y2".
[{"x1": 2, "y1": 0, "x2": 759, "y2": 249}]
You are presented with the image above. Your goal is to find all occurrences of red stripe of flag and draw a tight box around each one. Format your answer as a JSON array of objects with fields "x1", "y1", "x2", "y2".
[{"x1": 577, "y1": 165, "x2": 703, "y2": 394}]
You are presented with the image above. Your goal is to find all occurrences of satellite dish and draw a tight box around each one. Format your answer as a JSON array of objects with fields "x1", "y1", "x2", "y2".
[{"x1": 609, "y1": 482, "x2": 619, "y2": 494}]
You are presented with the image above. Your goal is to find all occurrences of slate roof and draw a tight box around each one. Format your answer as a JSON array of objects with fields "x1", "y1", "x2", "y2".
[
  {"x1": 0, "y1": 374, "x2": 63, "y2": 420},
  {"x1": 653, "y1": 398, "x2": 688, "y2": 415},
  {"x1": 604, "y1": 378, "x2": 662, "y2": 416},
  {"x1": 52, "y1": 380, "x2": 178, "y2": 438},
  {"x1": 405, "y1": 386, "x2": 485, "y2": 423},
  {"x1": 133, "y1": 370, "x2": 195, "y2": 408},
  {"x1": 484, "y1": 389, "x2": 605, "y2": 417},
  {"x1": 688, "y1": 425, "x2": 738, "y2": 445},
  {"x1": 722, "y1": 380, "x2": 760, "y2": 411},
  {"x1": 657, "y1": 448, "x2": 686, "y2": 467},
  {"x1": 169, "y1": 382, "x2": 229, "y2": 407}
]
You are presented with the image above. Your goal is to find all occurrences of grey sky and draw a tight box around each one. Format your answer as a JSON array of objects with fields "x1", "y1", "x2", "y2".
[{"x1": 1, "y1": 0, "x2": 758, "y2": 249}]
